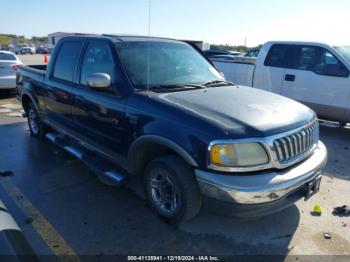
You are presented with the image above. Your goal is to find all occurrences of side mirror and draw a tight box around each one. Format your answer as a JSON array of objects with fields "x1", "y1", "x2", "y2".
[{"x1": 86, "y1": 73, "x2": 111, "y2": 91}]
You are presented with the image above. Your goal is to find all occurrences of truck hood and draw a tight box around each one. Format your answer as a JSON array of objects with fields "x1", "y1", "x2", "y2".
[{"x1": 153, "y1": 85, "x2": 316, "y2": 138}]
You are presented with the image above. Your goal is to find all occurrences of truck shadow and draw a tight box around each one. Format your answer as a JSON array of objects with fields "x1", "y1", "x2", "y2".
[
  {"x1": 0, "y1": 121, "x2": 301, "y2": 259},
  {"x1": 180, "y1": 204, "x2": 299, "y2": 257},
  {"x1": 0, "y1": 90, "x2": 16, "y2": 100},
  {"x1": 319, "y1": 125, "x2": 350, "y2": 181}
]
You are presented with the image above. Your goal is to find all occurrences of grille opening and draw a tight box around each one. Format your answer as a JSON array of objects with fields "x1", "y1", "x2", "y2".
[{"x1": 273, "y1": 121, "x2": 319, "y2": 164}]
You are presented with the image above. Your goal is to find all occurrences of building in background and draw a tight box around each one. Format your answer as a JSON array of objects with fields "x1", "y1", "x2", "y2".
[{"x1": 180, "y1": 40, "x2": 210, "y2": 51}]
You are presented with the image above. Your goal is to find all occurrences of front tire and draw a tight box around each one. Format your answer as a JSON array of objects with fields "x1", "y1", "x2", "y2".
[
  {"x1": 27, "y1": 103, "x2": 46, "y2": 139},
  {"x1": 144, "y1": 155, "x2": 202, "y2": 224}
]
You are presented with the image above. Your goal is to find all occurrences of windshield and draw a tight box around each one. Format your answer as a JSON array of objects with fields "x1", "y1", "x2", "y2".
[
  {"x1": 116, "y1": 41, "x2": 223, "y2": 90},
  {"x1": 335, "y1": 46, "x2": 350, "y2": 65},
  {"x1": 0, "y1": 53, "x2": 16, "y2": 60}
]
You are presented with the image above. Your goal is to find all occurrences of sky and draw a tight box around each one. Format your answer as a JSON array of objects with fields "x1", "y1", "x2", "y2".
[{"x1": 1, "y1": 0, "x2": 350, "y2": 47}]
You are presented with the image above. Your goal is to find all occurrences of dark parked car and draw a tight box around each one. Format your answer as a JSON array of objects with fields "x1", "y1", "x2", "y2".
[
  {"x1": 16, "y1": 35, "x2": 327, "y2": 224},
  {"x1": 245, "y1": 48, "x2": 260, "y2": 57},
  {"x1": 36, "y1": 45, "x2": 50, "y2": 54},
  {"x1": 209, "y1": 54, "x2": 237, "y2": 61},
  {"x1": 203, "y1": 49, "x2": 232, "y2": 58}
]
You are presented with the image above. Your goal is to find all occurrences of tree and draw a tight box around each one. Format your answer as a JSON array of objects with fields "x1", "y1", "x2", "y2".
[
  {"x1": 16, "y1": 36, "x2": 27, "y2": 44},
  {"x1": 31, "y1": 36, "x2": 48, "y2": 45},
  {"x1": 0, "y1": 35, "x2": 13, "y2": 45},
  {"x1": 210, "y1": 44, "x2": 261, "y2": 53}
]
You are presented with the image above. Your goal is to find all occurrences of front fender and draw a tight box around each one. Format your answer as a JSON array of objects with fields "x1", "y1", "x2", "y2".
[{"x1": 127, "y1": 135, "x2": 198, "y2": 175}]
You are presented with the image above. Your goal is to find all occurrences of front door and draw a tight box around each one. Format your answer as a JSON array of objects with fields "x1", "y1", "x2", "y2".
[
  {"x1": 282, "y1": 45, "x2": 350, "y2": 121},
  {"x1": 71, "y1": 39, "x2": 128, "y2": 156}
]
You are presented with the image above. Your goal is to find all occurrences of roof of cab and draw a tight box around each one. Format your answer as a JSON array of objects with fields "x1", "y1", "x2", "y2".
[
  {"x1": 61, "y1": 34, "x2": 184, "y2": 44},
  {"x1": 265, "y1": 40, "x2": 333, "y2": 49}
]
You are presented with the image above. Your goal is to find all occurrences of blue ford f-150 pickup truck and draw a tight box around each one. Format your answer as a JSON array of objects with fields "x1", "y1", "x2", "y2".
[{"x1": 16, "y1": 35, "x2": 327, "y2": 224}]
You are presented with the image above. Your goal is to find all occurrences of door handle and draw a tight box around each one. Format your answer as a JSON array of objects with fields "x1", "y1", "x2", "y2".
[{"x1": 285, "y1": 74, "x2": 295, "y2": 82}]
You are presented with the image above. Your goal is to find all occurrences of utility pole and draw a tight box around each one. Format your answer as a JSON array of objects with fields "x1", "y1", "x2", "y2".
[{"x1": 244, "y1": 37, "x2": 247, "y2": 46}]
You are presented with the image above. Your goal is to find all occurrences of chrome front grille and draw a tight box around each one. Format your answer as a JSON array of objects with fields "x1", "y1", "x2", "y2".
[{"x1": 273, "y1": 121, "x2": 319, "y2": 164}]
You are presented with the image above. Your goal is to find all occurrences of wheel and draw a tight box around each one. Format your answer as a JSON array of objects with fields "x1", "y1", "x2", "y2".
[
  {"x1": 27, "y1": 103, "x2": 46, "y2": 139},
  {"x1": 144, "y1": 155, "x2": 202, "y2": 224}
]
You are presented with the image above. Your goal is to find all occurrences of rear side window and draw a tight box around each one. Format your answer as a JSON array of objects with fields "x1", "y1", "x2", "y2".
[
  {"x1": 0, "y1": 53, "x2": 16, "y2": 60},
  {"x1": 53, "y1": 41, "x2": 82, "y2": 82},
  {"x1": 264, "y1": 44, "x2": 290, "y2": 67}
]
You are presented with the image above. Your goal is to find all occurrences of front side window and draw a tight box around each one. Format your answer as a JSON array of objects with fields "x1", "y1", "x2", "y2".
[
  {"x1": 314, "y1": 49, "x2": 349, "y2": 77},
  {"x1": 289, "y1": 45, "x2": 349, "y2": 77},
  {"x1": 53, "y1": 41, "x2": 82, "y2": 82},
  {"x1": 80, "y1": 41, "x2": 116, "y2": 86},
  {"x1": 335, "y1": 46, "x2": 350, "y2": 66},
  {"x1": 116, "y1": 41, "x2": 223, "y2": 90}
]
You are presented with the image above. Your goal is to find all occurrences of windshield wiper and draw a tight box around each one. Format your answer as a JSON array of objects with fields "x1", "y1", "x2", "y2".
[
  {"x1": 203, "y1": 80, "x2": 235, "y2": 87},
  {"x1": 146, "y1": 84, "x2": 207, "y2": 92}
]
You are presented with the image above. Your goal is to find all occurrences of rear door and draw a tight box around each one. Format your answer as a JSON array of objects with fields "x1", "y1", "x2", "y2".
[
  {"x1": 71, "y1": 39, "x2": 128, "y2": 156},
  {"x1": 253, "y1": 44, "x2": 289, "y2": 93},
  {"x1": 281, "y1": 45, "x2": 350, "y2": 121},
  {"x1": 44, "y1": 40, "x2": 84, "y2": 128}
]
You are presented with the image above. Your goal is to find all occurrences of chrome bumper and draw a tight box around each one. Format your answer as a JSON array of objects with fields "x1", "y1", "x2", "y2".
[{"x1": 195, "y1": 141, "x2": 327, "y2": 205}]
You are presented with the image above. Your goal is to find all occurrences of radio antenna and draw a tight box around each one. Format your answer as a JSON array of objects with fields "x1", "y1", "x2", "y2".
[{"x1": 147, "y1": 0, "x2": 152, "y2": 92}]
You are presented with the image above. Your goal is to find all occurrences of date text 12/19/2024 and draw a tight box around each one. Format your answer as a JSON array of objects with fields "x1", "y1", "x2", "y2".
[{"x1": 127, "y1": 256, "x2": 220, "y2": 261}]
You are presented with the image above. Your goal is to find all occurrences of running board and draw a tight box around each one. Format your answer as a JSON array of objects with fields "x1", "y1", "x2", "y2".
[{"x1": 45, "y1": 132, "x2": 127, "y2": 186}]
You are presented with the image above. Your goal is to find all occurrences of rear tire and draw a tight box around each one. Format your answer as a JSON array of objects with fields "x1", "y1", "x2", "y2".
[
  {"x1": 27, "y1": 103, "x2": 46, "y2": 139},
  {"x1": 144, "y1": 155, "x2": 202, "y2": 224}
]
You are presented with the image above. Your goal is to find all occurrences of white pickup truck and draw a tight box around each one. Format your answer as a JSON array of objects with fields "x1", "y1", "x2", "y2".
[{"x1": 213, "y1": 41, "x2": 350, "y2": 125}]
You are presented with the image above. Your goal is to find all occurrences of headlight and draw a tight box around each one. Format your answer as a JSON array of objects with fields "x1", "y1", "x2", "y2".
[{"x1": 210, "y1": 142, "x2": 269, "y2": 167}]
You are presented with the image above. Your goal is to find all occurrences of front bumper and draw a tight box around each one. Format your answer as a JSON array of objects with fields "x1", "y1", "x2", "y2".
[{"x1": 195, "y1": 141, "x2": 327, "y2": 217}]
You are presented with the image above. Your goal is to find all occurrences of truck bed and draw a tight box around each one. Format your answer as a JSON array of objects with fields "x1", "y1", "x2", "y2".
[
  {"x1": 17, "y1": 64, "x2": 46, "y2": 81},
  {"x1": 26, "y1": 64, "x2": 47, "y2": 71},
  {"x1": 16, "y1": 64, "x2": 47, "y2": 96},
  {"x1": 212, "y1": 58, "x2": 255, "y2": 87}
]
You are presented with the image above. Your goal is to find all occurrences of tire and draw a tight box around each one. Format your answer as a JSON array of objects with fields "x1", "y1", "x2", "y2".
[
  {"x1": 27, "y1": 103, "x2": 46, "y2": 139},
  {"x1": 144, "y1": 155, "x2": 202, "y2": 224}
]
